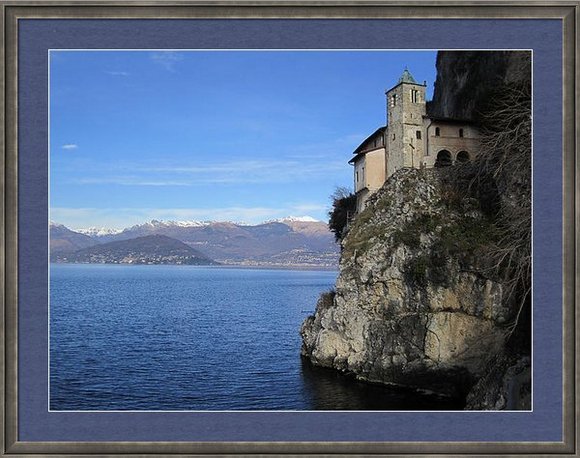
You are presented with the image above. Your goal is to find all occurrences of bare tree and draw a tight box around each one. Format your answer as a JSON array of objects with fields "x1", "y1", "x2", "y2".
[
  {"x1": 443, "y1": 54, "x2": 531, "y2": 339},
  {"x1": 474, "y1": 54, "x2": 532, "y2": 336}
]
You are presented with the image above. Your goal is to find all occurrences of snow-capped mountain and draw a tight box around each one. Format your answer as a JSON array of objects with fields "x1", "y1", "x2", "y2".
[
  {"x1": 76, "y1": 227, "x2": 123, "y2": 237},
  {"x1": 50, "y1": 222, "x2": 100, "y2": 254},
  {"x1": 70, "y1": 217, "x2": 322, "y2": 237},
  {"x1": 50, "y1": 216, "x2": 339, "y2": 267},
  {"x1": 127, "y1": 219, "x2": 213, "y2": 230},
  {"x1": 269, "y1": 216, "x2": 321, "y2": 224}
]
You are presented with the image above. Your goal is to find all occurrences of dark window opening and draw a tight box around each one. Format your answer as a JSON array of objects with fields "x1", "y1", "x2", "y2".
[
  {"x1": 416, "y1": 130, "x2": 422, "y2": 140},
  {"x1": 435, "y1": 150, "x2": 452, "y2": 168},
  {"x1": 435, "y1": 127, "x2": 440, "y2": 137},
  {"x1": 411, "y1": 89, "x2": 419, "y2": 103},
  {"x1": 459, "y1": 128, "x2": 464, "y2": 138},
  {"x1": 456, "y1": 151, "x2": 470, "y2": 163}
]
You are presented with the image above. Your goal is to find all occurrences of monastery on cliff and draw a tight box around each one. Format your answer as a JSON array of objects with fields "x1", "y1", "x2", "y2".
[{"x1": 350, "y1": 69, "x2": 481, "y2": 212}]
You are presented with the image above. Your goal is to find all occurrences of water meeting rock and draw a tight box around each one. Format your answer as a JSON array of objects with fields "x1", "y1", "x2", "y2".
[{"x1": 301, "y1": 168, "x2": 515, "y2": 399}]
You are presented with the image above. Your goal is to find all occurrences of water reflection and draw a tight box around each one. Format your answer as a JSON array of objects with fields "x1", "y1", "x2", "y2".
[{"x1": 300, "y1": 358, "x2": 465, "y2": 410}]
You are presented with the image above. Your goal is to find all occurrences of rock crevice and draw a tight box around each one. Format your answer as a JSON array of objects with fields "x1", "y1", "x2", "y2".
[{"x1": 301, "y1": 169, "x2": 512, "y2": 399}]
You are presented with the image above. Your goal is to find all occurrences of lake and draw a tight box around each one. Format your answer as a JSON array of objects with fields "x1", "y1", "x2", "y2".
[{"x1": 50, "y1": 264, "x2": 462, "y2": 411}]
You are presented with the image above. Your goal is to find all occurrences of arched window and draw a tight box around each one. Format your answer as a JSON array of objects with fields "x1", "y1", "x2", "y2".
[
  {"x1": 456, "y1": 151, "x2": 470, "y2": 163},
  {"x1": 459, "y1": 128, "x2": 464, "y2": 138},
  {"x1": 410, "y1": 89, "x2": 419, "y2": 103},
  {"x1": 435, "y1": 127, "x2": 440, "y2": 137},
  {"x1": 435, "y1": 150, "x2": 452, "y2": 167},
  {"x1": 392, "y1": 94, "x2": 397, "y2": 107}
]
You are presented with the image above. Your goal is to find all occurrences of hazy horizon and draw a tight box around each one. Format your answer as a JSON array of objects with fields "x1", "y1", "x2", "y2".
[{"x1": 50, "y1": 50, "x2": 437, "y2": 229}]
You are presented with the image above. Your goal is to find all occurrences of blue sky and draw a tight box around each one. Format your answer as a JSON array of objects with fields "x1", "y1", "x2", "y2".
[{"x1": 50, "y1": 50, "x2": 437, "y2": 230}]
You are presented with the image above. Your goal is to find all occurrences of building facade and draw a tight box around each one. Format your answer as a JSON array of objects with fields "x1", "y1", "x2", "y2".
[{"x1": 350, "y1": 69, "x2": 481, "y2": 212}]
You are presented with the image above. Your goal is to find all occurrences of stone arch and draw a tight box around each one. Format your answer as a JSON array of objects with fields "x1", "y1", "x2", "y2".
[
  {"x1": 456, "y1": 151, "x2": 470, "y2": 163},
  {"x1": 435, "y1": 149, "x2": 452, "y2": 167}
]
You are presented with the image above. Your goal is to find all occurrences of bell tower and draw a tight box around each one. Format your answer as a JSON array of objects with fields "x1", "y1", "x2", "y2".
[{"x1": 385, "y1": 68, "x2": 427, "y2": 176}]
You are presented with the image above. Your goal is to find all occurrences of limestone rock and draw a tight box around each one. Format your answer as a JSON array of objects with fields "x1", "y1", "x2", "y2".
[
  {"x1": 301, "y1": 168, "x2": 516, "y2": 398},
  {"x1": 465, "y1": 354, "x2": 531, "y2": 410}
]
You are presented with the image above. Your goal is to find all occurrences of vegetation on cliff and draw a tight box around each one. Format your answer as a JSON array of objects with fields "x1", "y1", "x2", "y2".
[
  {"x1": 302, "y1": 51, "x2": 531, "y2": 409},
  {"x1": 444, "y1": 52, "x2": 532, "y2": 408},
  {"x1": 442, "y1": 51, "x2": 531, "y2": 337},
  {"x1": 302, "y1": 169, "x2": 510, "y2": 401},
  {"x1": 328, "y1": 187, "x2": 357, "y2": 242}
]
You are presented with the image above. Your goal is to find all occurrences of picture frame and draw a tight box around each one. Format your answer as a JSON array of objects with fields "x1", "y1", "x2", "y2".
[{"x1": 1, "y1": 1, "x2": 577, "y2": 455}]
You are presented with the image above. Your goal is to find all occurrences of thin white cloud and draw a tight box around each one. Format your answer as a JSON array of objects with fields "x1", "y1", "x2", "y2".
[
  {"x1": 150, "y1": 51, "x2": 184, "y2": 72},
  {"x1": 61, "y1": 144, "x2": 78, "y2": 150},
  {"x1": 105, "y1": 71, "x2": 130, "y2": 77},
  {"x1": 73, "y1": 176, "x2": 193, "y2": 187},
  {"x1": 140, "y1": 159, "x2": 346, "y2": 183},
  {"x1": 68, "y1": 158, "x2": 348, "y2": 187}
]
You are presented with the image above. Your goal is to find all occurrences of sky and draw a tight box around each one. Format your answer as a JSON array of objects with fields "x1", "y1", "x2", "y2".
[{"x1": 50, "y1": 50, "x2": 437, "y2": 230}]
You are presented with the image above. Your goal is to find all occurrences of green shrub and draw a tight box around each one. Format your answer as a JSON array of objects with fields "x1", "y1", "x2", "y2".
[{"x1": 328, "y1": 187, "x2": 357, "y2": 242}]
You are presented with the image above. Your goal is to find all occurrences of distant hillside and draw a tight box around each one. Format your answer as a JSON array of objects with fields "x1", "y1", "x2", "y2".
[
  {"x1": 67, "y1": 219, "x2": 339, "y2": 267},
  {"x1": 55, "y1": 234, "x2": 218, "y2": 266},
  {"x1": 50, "y1": 222, "x2": 99, "y2": 254}
]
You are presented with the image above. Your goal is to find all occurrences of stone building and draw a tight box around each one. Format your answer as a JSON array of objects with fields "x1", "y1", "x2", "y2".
[{"x1": 350, "y1": 69, "x2": 481, "y2": 212}]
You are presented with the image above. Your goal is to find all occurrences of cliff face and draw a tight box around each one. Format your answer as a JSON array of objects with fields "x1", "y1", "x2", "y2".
[
  {"x1": 301, "y1": 51, "x2": 531, "y2": 407},
  {"x1": 428, "y1": 51, "x2": 530, "y2": 121},
  {"x1": 301, "y1": 169, "x2": 512, "y2": 398}
]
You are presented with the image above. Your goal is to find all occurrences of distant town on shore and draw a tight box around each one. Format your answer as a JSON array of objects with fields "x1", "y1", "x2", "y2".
[{"x1": 50, "y1": 216, "x2": 339, "y2": 268}]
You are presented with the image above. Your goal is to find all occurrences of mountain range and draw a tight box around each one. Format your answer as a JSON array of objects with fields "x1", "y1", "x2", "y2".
[
  {"x1": 58, "y1": 234, "x2": 218, "y2": 266},
  {"x1": 50, "y1": 217, "x2": 339, "y2": 268}
]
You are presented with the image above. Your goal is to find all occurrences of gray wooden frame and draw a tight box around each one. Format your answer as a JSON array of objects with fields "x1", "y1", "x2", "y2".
[{"x1": 0, "y1": 2, "x2": 577, "y2": 456}]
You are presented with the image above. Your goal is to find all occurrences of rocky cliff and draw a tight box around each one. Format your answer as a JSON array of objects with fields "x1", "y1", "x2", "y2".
[
  {"x1": 428, "y1": 51, "x2": 530, "y2": 122},
  {"x1": 301, "y1": 169, "x2": 513, "y2": 399},
  {"x1": 301, "y1": 51, "x2": 531, "y2": 409}
]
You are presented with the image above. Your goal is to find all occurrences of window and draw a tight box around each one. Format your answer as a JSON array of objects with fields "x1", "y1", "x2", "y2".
[
  {"x1": 416, "y1": 130, "x2": 422, "y2": 140},
  {"x1": 459, "y1": 128, "x2": 464, "y2": 138},
  {"x1": 392, "y1": 133, "x2": 396, "y2": 140},
  {"x1": 356, "y1": 171, "x2": 359, "y2": 183},
  {"x1": 435, "y1": 150, "x2": 452, "y2": 167},
  {"x1": 391, "y1": 94, "x2": 397, "y2": 107},
  {"x1": 410, "y1": 89, "x2": 419, "y2": 103},
  {"x1": 435, "y1": 127, "x2": 440, "y2": 137},
  {"x1": 457, "y1": 151, "x2": 470, "y2": 163}
]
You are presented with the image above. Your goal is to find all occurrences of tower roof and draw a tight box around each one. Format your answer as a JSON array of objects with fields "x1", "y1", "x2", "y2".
[
  {"x1": 398, "y1": 68, "x2": 417, "y2": 84},
  {"x1": 386, "y1": 67, "x2": 424, "y2": 93}
]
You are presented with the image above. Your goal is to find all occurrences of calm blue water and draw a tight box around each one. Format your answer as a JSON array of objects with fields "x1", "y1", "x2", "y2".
[{"x1": 50, "y1": 264, "x2": 462, "y2": 411}]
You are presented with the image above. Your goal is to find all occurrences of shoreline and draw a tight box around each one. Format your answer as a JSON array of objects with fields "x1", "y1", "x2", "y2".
[{"x1": 50, "y1": 262, "x2": 339, "y2": 272}]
